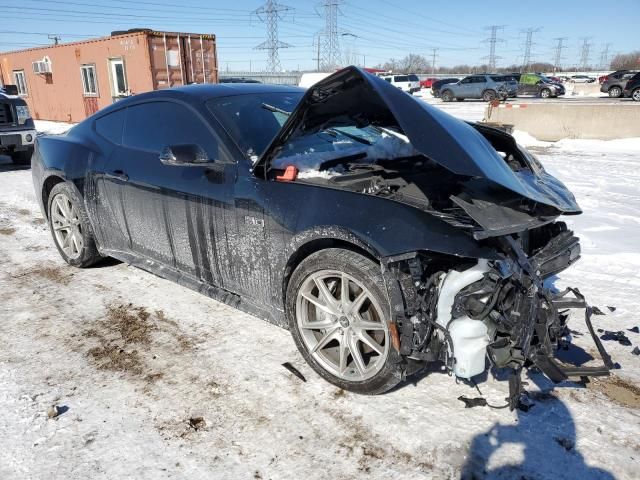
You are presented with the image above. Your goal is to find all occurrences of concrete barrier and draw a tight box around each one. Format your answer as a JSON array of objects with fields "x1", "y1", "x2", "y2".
[{"x1": 483, "y1": 103, "x2": 640, "y2": 141}]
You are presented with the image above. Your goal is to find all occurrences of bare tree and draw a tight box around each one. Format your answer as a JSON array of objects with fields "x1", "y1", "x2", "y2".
[{"x1": 610, "y1": 51, "x2": 640, "y2": 70}]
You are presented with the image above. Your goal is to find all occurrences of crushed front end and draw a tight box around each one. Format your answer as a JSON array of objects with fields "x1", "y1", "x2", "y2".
[{"x1": 384, "y1": 221, "x2": 614, "y2": 410}]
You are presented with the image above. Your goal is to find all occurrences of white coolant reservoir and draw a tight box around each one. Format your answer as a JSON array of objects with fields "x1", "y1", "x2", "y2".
[{"x1": 436, "y1": 259, "x2": 491, "y2": 379}]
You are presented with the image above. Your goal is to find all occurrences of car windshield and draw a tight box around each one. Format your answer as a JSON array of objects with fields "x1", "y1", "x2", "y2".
[
  {"x1": 207, "y1": 92, "x2": 303, "y2": 159},
  {"x1": 271, "y1": 124, "x2": 419, "y2": 175}
]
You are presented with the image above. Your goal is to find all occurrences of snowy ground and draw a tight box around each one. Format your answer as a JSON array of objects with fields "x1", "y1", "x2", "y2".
[{"x1": 0, "y1": 117, "x2": 639, "y2": 480}]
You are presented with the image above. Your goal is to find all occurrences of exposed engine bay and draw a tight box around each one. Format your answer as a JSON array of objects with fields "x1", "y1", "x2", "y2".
[{"x1": 382, "y1": 223, "x2": 614, "y2": 409}]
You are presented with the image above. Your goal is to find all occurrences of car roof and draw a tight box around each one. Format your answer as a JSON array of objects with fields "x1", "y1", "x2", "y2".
[{"x1": 94, "y1": 83, "x2": 304, "y2": 117}]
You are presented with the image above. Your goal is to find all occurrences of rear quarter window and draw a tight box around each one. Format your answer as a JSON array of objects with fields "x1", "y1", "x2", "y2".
[{"x1": 95, "y1": 109, "x2": 125, "y2": 145}]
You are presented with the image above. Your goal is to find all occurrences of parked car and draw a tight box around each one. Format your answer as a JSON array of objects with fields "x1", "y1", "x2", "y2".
[
  {"x1": 600, "y1": 70, "x2": 638, "y2": 98},
  {"x1": 419, "y1": 77, "x2": 437, "y2": 89},
  {"x1": 0, "y1": 85, "x2": 36, "y2": 165},
  {"x1": 569, "y1": 75, "x2": 596, "y2": 83},
  {"x1": 379, "y1": 74, "x2": 421, "y2": 94},
  {"x1": 517, "y1": 73, "x2": 565, "y2": 98},
  {"x1": 546, "y1": 75, "x2": 562, "y2": 83},
  {"x1": 440, "y1": 74, "x2": 518, "y2": 102},
  {"x1": 623, "y1": 71, "x2": 640, "y2": 101},
  {"x1": 430, "y1": 77, "x2": 459, "y2": 98},
  {"x1": 32, "y1": 67, "x2": 612, "y2": 402}
]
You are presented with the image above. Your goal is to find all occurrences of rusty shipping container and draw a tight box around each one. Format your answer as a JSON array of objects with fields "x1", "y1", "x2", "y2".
[{"x1": 0, "y1": 30, "x2": 218, "y2": 123}]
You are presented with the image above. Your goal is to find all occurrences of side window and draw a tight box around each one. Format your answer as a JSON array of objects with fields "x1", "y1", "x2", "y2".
[
  {"x1": 473, "y1": 76, "x2": 486, "y2": 83},
  {"x1": 460, "y1": 77, "x2": 472, "y2": 84},
  {"x1": 13, "y1": 70, "x2": 27, "y2": 95},
  {"x1": 95, "y1": 109, "x2": 125, "y2": 144},
  {"x1": 123, "y1": 102, "x2": 219, "y2": 159}
]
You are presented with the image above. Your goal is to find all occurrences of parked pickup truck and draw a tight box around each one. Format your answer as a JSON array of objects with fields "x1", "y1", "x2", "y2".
[{"x1": 1, "y1": 85, "x2": 36, "y2": 165}]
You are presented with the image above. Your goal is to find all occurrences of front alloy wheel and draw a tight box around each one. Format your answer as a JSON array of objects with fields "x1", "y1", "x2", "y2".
[
  {"x1": 287, "y1": 248, "x2": 403, "y2": 394},
  {"x1": 540, "y1": 88, "x2": 551, "y2": 98},
  {"x1": 296, "y1": 270, "x2": 389, "y2": 381}
]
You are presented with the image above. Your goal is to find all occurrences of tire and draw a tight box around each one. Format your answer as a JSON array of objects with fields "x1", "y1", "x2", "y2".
[
  {"x1": 608, "y1": 86, "x2": 622, "y2": 98},
  {"x1": 10, "y1": 147, "x2": 33, "y2": 165},
  {"x1": 482, "y1": 89, "x2": 497, "y2": 102},
  {"x1": 540, "y1": 88, "x2": 551, "y2": 99},
  {"x1": 632, "y1": 88, "x2": 640, "y2": 102},
  {"x1": 441, "y1": 89, "x2": 454, "y2": 102},
  {"x1": 47, "y1": 182, "x2": 101, "y2": 268},
  {"x1": 286, "y1": 248, "x2": 403, "y2": 394}
]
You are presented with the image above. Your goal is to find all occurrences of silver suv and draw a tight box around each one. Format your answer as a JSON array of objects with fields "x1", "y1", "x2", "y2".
[{"x1": 440, "y1": 74, "x2": 518, "y2": 102}]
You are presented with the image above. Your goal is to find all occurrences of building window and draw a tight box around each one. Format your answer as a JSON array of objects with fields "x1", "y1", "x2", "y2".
[
  {"x1": 13, "y1": 70, "x2": 27, "y2": 96},
  {"x1": 80, "y1": 64, "x2": 99, "y2": 96}
]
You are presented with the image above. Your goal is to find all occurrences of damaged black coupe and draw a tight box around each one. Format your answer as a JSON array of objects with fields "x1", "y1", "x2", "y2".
[{"x1": 32, "y1": 67, "x2": 612, "y2": 406}]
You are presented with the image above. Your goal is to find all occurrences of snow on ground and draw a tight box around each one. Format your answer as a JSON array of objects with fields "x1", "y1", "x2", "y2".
[{"x1": 0, "y1": 114, "x2": 639, "y2": 480}]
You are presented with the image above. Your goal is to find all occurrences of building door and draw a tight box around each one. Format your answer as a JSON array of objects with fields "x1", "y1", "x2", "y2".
[{"x1": 109, "y1": 58, "x2": 128, "y2": 101}]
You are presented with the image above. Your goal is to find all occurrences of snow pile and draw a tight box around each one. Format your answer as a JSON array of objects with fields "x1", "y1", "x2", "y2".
[
  {"x1": 34, "y1": 120, "x2": 75, "y2": 135},
  {"x1": 513, "y1": 129, "x2": 640, "y2": 153}
]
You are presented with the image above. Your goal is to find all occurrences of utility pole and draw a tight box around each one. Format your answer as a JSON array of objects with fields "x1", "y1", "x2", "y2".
[
  {"x1": 552, "y1": 37, "x2": 567, "y2": 72},
  {"x1": 430, "y1": 48, "x2": 439, "y2": 75},
  {"x1": 253, "y1": 0, "x2": 293, "y2": 73},
  {"x1": 599, "y1": 43, "x2": 612, "y2": 70},
  {"x1": 317, "y1": 0, "x2": 343, "y2": 71},
  {"x1": 579, "y1": 37, "x2": 592, "y2": 71},
  {"x1": 48, "y1": 35, "x2": 61, "y2": 45},
  {"x1": 521, "y1": 27, "x2": 541, "y2": 71},
  {"x1": 483, "y1": 25, "x2": 505, "y2": 71}
]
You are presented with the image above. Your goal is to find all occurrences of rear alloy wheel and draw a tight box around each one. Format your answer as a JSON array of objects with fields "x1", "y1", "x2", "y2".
[
  {"x1": 287, "y1": 248, "x2": 403, "y2": 394},
  {"x1": 48, "y1": 182, "x2": 101, "y2": 267},
  {"x1": 608, "y1": 86, "x2": 622, "y2": 98},
  {"x1": 540, "y1": 88, "x2": 551, "y2": 99},
  {"x1": 482, "y1": 90, "x2": 497, "y2": 102},
  {"x1": 441, "y1": 90, "x2": 454, "y2": 102},
  {"x1": 632, "y1": 88, "x2": 640, "y2": 102}
]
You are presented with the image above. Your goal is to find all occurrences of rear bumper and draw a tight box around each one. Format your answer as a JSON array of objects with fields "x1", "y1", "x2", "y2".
[{"x1": 0, "y1": 129, "x2": 37, "y2": 150}]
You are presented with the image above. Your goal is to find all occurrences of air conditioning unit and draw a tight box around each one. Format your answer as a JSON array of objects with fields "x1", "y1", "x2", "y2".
[{"x1": 32, "y1": 57, "x2": 52, "y2": 75}]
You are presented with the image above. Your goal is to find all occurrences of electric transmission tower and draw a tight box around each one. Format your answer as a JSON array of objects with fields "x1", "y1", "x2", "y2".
[
  {"x1": 553, "y1": 37, "x2": 567, "y2": 72},
  {"x1": 430, "y1": 48, "x2": 439, "y2": 75},
  {"x1": 599, "y1": 43, "x2": 612, "y2": 69},
  {"x1": 521, "y1": 27, "x2": 541, "y2": 71},
  {"x1": 253, "y1": 0, "x2": 293, "y2": 73},
  {"x1": 579, "y1": 37, "x2": 592, "y2": 70},
  {"x1": 483, "y1": 25, "x2": 505, "y2": 70},
  {"x1": 317, "y1": 0, "x2": 343, "y2": 70}
]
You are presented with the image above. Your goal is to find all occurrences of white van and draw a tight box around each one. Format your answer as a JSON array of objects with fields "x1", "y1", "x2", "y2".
[{"x1": 378, "y1": 74, "x2": 421, "y2": 94}]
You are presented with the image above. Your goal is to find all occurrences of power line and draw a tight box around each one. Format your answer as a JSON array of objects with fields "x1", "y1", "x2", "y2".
[
  {"x1": 521, "y1": 27, "x2": 541, "y2": 71},
  {"x1": 253, "y1": 0, "x2": 294, "y2": 72},
  {"x1": 553, "y1": 37, "x2": 567, "y2": 71},
  {"x1": 483, "y1": 25, "x2": 506, "y2": 70},
  {"x1": 599, "y1": 43, "x2": 612, "y2": 69},
  {"x1": 317, "y1": 0, "x2": 343, "y2": 70},
  {"x1": 579, "y1": 37, "x2": 592, "y2": 70}
]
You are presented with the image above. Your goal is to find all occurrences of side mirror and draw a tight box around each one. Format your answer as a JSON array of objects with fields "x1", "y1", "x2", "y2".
[{"x1": 159, "y1": 144, "x2": 211, "y2": 166}]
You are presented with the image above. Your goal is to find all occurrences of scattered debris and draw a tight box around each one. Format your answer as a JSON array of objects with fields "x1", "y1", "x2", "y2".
[
  {"x1": 47, "y1": 405, "x2": 68, "y2": 419},
  {"x1": 554, "y1": 436, "x2": 575, "y2": 452},
  {"x1": 591, "y1": 306, "x2": 606, "y2": 316},
  {"x1": 457, "y1": 396, "x2": 487, "y2": 408},
  {"x1": 628, "y1": 326, "x2": 639, "y2": 334},
  {"x1": 282, "y1": 362, "x2": 306, "y2": 382},
  {"x1": 631, "y1": 347, "x2": 640, "y2": 356},
  {"x1": 607, "y1": 306, "x2": 616, "y2": 312},
  {"x1": 599, "y1": 330, "x2": 632, "y2": 346},
  {"x1": 188, "y1": 417, "x2": 206, "y2": 431},
  {"x1": 0, "y1": 227, "x2": 16, "y2": 236}
]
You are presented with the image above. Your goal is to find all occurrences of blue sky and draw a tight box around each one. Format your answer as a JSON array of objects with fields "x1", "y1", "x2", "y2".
[{"x1": 1, "y1": 0, "x2": 636, "y2": 71}]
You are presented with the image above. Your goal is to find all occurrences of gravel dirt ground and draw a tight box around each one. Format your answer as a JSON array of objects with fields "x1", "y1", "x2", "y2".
[{"x1": 0, "y1": 112, "x2": 638, "y2": 480}]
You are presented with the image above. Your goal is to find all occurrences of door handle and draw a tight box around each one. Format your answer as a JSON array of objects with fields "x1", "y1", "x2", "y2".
[{"x1": 105, "y1": 169, "x2": 129, "y2": 182}]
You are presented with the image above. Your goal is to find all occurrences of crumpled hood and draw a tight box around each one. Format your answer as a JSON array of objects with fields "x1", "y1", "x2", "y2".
[{"x1": 258, "y1": 66, "x2": 580, "y2": 214}]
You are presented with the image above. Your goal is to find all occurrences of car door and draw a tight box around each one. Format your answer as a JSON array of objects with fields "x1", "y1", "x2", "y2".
[
  {"x1": 457, "y1": 76, "x2": 474, "y2": 97},
  {"x1": 105, "y1": 100, "x2": 233, "y2": 286},
  {"x1": 470, "y1": 76, "x2": 486, "y2": 98}
]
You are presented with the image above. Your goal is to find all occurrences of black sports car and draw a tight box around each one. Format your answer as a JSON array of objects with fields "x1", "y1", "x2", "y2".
[{"x1": 32, "y1": 67, "x2": 612, "y2": 405}]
